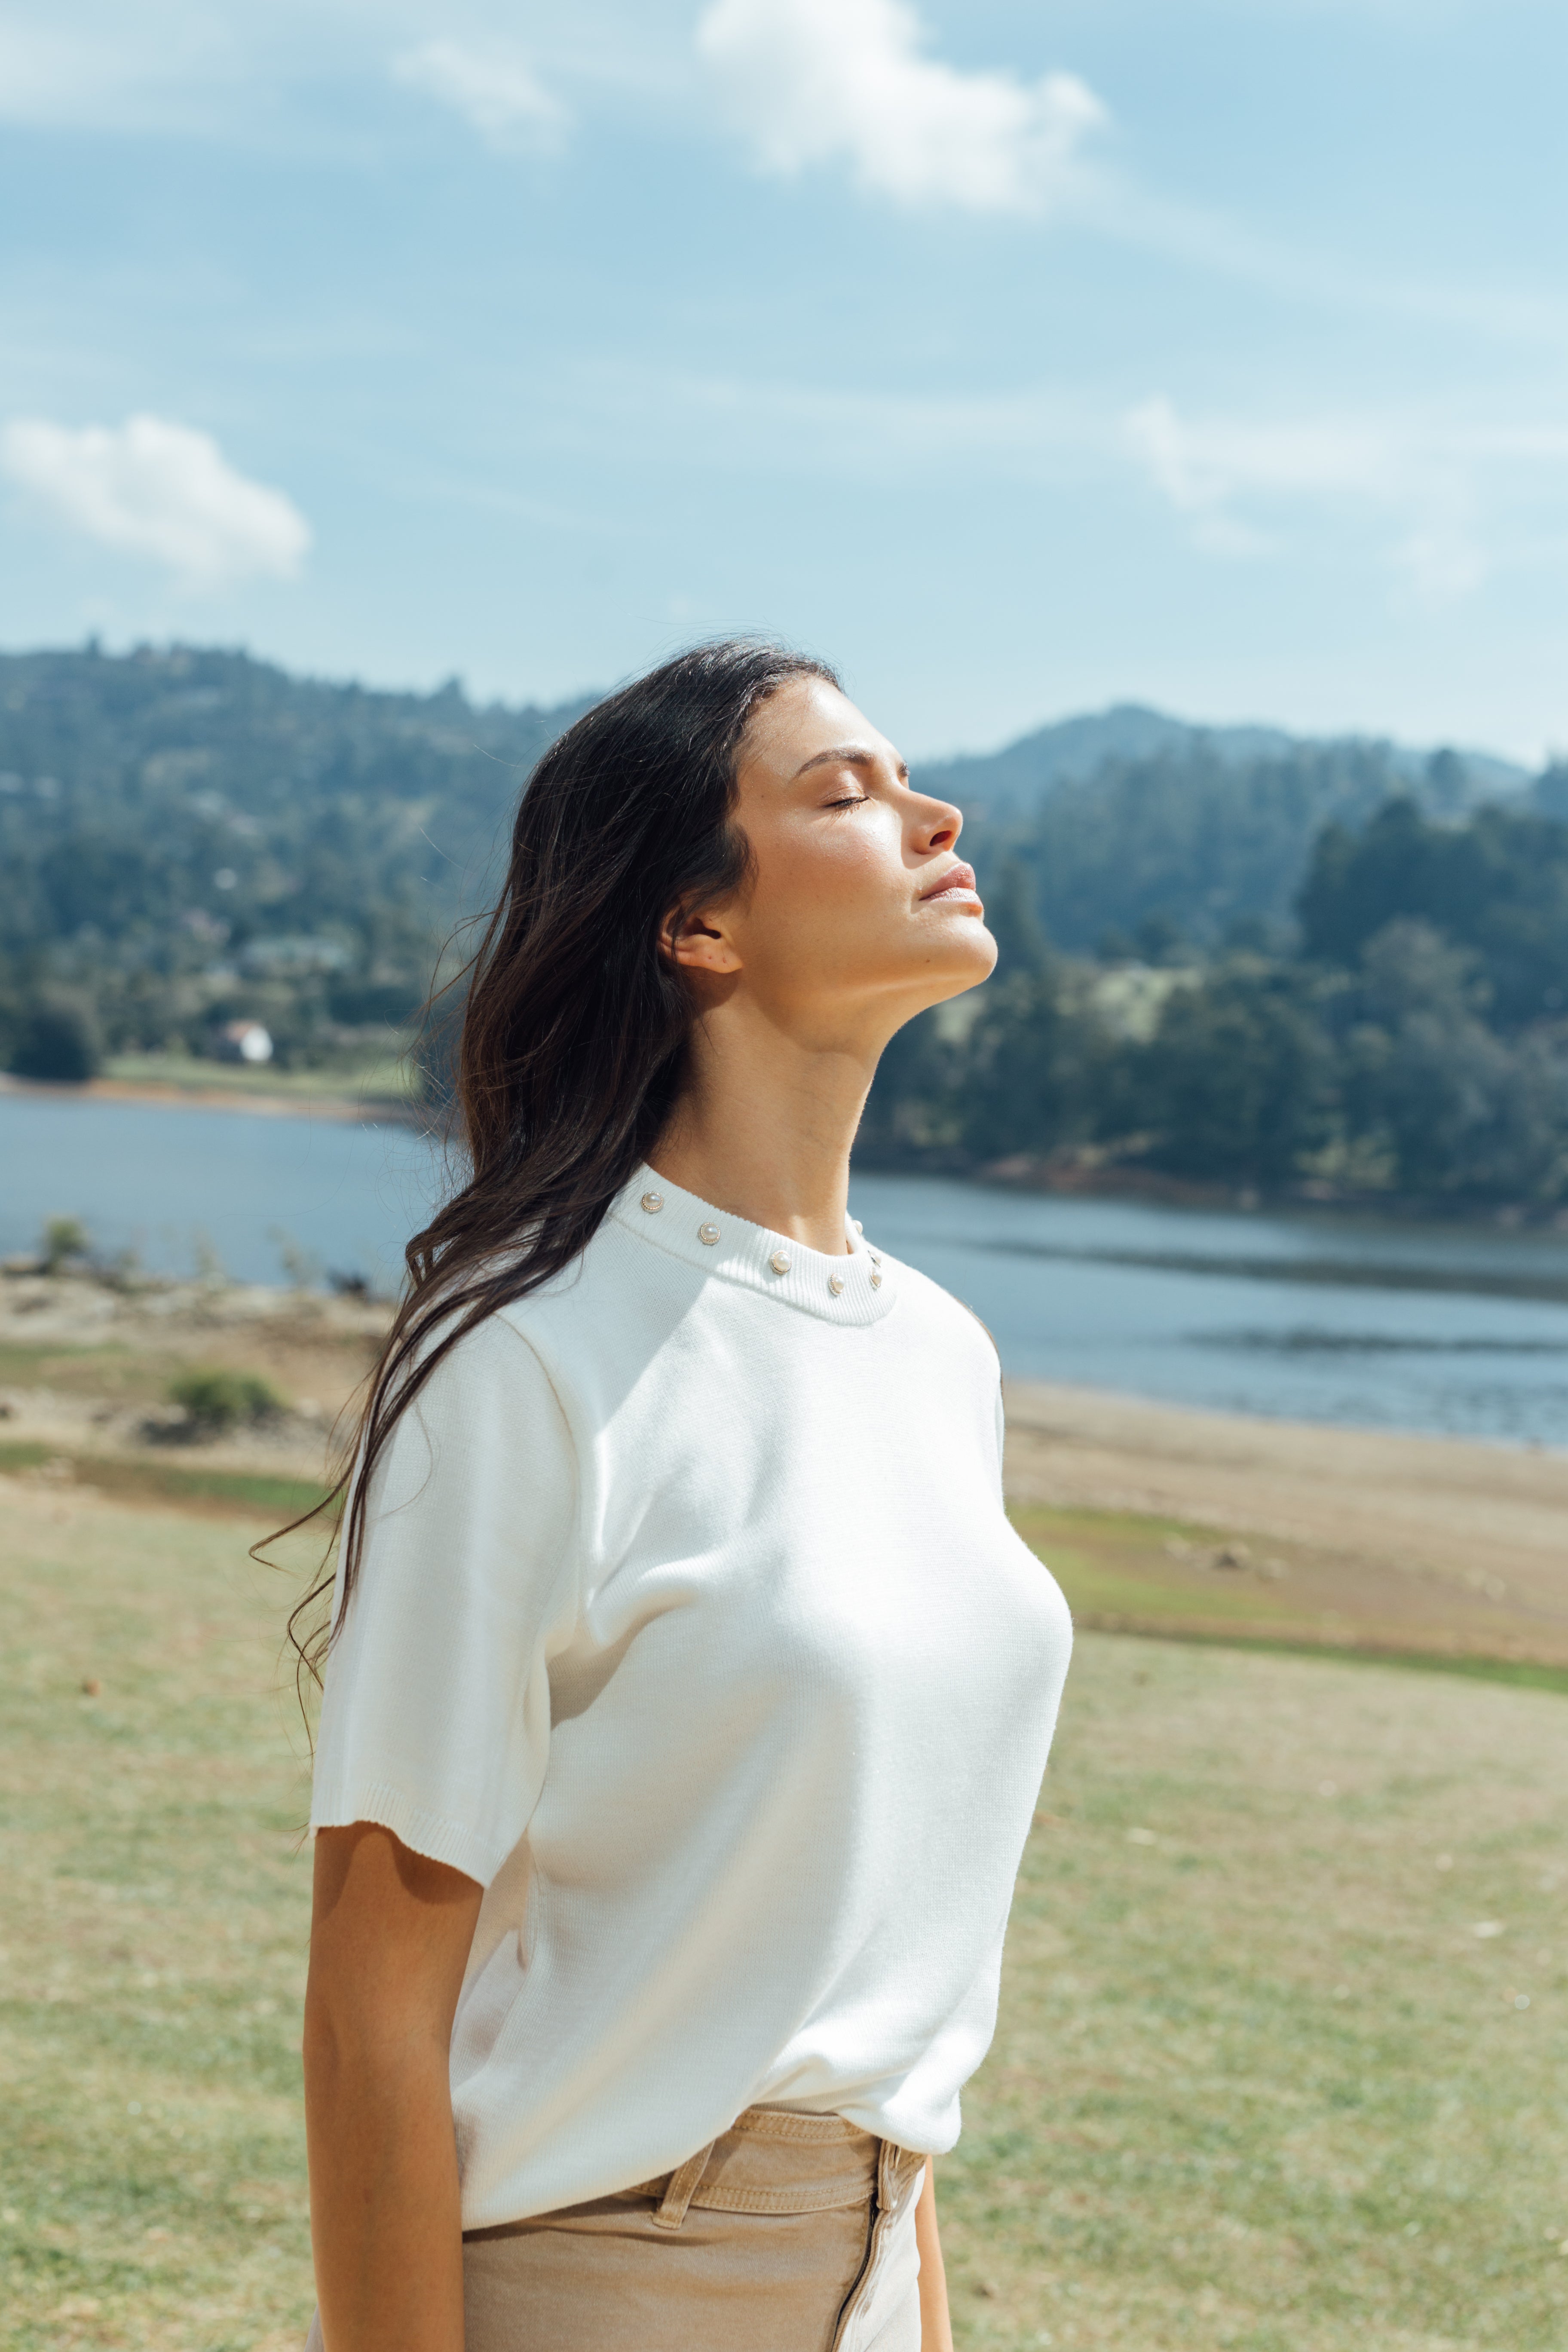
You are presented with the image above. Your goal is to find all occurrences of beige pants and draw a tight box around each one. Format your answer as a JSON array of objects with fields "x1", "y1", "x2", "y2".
[{"x1": 305, "y1": 2108, "x2": 925, "y2": 2352}]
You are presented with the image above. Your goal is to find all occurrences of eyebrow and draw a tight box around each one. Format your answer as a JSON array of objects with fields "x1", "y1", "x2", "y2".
[{"x1": 791, "y1": 743, "x2": 910, "y2": 781}]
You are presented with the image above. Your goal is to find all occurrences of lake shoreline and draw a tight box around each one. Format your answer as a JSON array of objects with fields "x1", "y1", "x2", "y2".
[
  {"x1": 11, "y1": 1074, "x2": 1568, "y2": 1233},
  {"x1": 0, "y1": 1071, "x2": 427, "y2": 1128},
  {"x1": 861, "y1": 1145, "x2": 1568, "y2": 1234},
  {"x1": 9, "y1": 1093, "x2": 1568, "y2": 1446},
  {"x1": 4, "y1": 1257, "x2": 1564, "y2": 1665}
]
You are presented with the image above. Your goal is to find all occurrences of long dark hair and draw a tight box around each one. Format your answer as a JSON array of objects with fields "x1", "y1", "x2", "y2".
[{"x1": 281, "y1": 638, "x2": 838, "y2": 1690}]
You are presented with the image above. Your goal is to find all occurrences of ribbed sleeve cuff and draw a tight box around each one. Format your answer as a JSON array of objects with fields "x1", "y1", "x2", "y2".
[{"x1": 308, "y1": 1777, "x2": 502, "y2": 1888}]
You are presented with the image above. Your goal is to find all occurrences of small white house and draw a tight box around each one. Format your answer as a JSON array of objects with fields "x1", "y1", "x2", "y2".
[{"x1": 216, "y1": 1020, "x2": 274, "y2": 1065}]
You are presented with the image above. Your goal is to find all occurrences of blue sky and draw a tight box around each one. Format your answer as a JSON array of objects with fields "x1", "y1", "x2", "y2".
[{"x1": 1, "y1": 0, "x2": 1565, "y2": 761}]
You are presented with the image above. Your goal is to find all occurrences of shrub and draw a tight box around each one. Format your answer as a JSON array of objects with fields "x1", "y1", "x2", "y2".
[
  {"x1": 9, "y1": 1000, "x2": 101, "y2": 1083},
  {"x1": 167, "y1": 1369, "x2": 284, "y2": 1435},
  {"x1": 40, "y1": 1216, "x2": 91, "y2": 1273}
]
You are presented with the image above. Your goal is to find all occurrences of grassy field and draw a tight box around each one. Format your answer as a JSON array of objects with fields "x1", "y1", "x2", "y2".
[
  {"x1": 944, "y1": 1635, "x2": 1568, "y2": 2350},
  {"x1": 97, "y1": 1054, "x2": 416, "y2": 1111},
  {"x1": 0, "y1": 1480, "x2": 318, "y2": 2351},
  {"x1": 3, "y1": 1460, "x2": 1565, "y2": 2350}
]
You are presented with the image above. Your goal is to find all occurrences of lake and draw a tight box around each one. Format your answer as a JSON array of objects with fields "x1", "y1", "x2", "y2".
[{"x1": 5, "y1": 1090, "x2": 1568, "y2": 1446}]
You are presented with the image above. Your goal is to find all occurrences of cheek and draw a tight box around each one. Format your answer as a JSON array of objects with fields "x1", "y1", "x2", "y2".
[
  {"x1": 734, "y1": 811, "x2": 912, "y2": 986},
  {"x1": 764, "y1": 817, "x2": 904, "y2": 925}
]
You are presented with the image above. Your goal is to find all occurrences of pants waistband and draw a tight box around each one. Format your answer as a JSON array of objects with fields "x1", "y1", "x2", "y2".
[{"x1": 468, "y1": 2107, "x2": 919, "y2": 2235}]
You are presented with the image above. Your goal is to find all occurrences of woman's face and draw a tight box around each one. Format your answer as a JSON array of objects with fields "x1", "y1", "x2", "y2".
[{"x1": 672, "y1": 675, "x2": 997, "y2": 1037}]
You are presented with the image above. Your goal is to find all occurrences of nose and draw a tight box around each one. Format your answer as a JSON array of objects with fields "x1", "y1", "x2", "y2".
[{"x1": 910, "y1": 792, "x2": 962, "y2": 857}]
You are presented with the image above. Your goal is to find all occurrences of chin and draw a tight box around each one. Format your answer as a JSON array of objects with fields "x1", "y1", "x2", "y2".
[
  {"x1": 921, "y1": 916, "x2": 998, "y2": 1001},
  {"x1": 956, "y1": 911, "x2": 998, "y2": 971}
]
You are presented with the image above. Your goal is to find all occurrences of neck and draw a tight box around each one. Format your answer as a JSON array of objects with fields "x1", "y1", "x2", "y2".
[{"x1": 650, "y1": 1009, "x2": 882, "y2": 1257}]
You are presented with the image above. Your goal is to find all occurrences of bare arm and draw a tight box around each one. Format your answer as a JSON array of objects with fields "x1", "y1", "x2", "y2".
[
  {"x1": 303, "y1": 1823, "x2": 485, "y2": 2352},
  {"x1": 916, "y1": 2159, "x2": 955, "y2": 2352}
]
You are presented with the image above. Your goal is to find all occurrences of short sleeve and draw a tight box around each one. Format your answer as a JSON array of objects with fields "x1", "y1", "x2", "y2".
[
  {"x1": 309, "y1": 1312, "x2": 578, "y2": 1887},
  {"x1": 993, "y1": 1384, "x2": 1007, "y2": 1507}
]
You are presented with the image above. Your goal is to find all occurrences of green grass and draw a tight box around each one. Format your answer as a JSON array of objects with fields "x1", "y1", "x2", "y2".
[
  {"x1": 1012, "y1": 1502, "x2": 1300, "y2": 1613},
  {"x1": 0, "y1": 1443, "x2": 329, "y2": 1523},
  {"x1": 1110, "y1": 1629, "x2": 1568, "y2": 1700},
  {"x1": 941, "y1": 1638, "x2": 1568, "y2": 2350},
  {"x1": 0, "y1": 1344, "x2": 172, "y2": 1409},
  {"x1": 0, "y1": 1491, "x2": 318, "y2": 2349},
  {"x1": 3, "y1": 1487, "x2": 1565, "y2": 2349},
  {"x1": 102, "y1": 1052, "x2": 416, "y2": 1107}
]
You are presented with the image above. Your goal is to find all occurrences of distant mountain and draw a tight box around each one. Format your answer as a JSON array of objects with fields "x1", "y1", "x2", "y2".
[
  {"x1": 911, "y1": 701, "x2": 1536, "y2": 956},
  {"x1": 913, "y1": 700, "x2": 1531, "y2": 823}
]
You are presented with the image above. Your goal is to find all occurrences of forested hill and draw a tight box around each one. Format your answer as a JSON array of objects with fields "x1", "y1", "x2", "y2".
[
  {"x1": 0, "y1": 644, "x2": 587, "y2": 1061},
  {"x1": 0, "y1": 640, "x2": 585, "y2": 963},
  {"x1": 916, "y1": 701, "x2": 1527, "y2": 822},
  {"x1": 928, "y1": 718, "x2": 1532, "y2": 959},
  {"x1": 0, "y1": 643, "x2": 1554, "y2": 1120}
]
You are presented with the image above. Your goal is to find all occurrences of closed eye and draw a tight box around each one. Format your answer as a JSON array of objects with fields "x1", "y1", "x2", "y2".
[{"x1": 826, "y1": 793, "x2": 871, "y2": 810}]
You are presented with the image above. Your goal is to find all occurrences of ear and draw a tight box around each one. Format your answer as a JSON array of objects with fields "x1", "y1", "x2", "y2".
[{"x1": 660, "y1": 902, "x2": 743, "y2": 977}]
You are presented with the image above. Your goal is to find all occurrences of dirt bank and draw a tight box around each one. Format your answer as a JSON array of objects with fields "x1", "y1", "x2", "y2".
[{"x1": 1004, "y1": 1377, "x2": 1568, "y2": 1665}]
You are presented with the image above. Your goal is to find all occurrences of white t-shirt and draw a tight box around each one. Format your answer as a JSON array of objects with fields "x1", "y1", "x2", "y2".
[{"x1": 311, "y1": 1165, "x2": 1073, "y2": 2228}]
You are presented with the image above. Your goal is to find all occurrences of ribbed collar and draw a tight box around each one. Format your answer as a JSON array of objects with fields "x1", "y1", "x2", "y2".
[{"x1": 609, "y1": 1163, "x2": 897, "y2": 1329}]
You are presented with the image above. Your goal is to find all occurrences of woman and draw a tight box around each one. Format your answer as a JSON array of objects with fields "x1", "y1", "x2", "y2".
[{"x1": 300, "y1": 641, "x2": 1073, "y2": 2352}]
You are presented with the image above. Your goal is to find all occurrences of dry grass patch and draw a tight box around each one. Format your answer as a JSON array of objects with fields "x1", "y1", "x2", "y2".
[
  {"x1": 1004, "y1": 1380, "x2": 1568, "y2": 1669},
  {"x1": 1013, "y1": 1501, "x2": 1568, "y2": 1687}
]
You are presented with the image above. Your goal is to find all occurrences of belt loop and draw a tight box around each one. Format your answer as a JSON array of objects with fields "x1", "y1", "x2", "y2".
[
  {"x1": 876, "y1": 2138, "x2": 904, "y2": 2215},
  {"x1": 651, "y1": 2139, "x2": 717, "y2": 2232},
  {"x1": 876, "y1": 2138, "x2": 925, "y2": 2221}
]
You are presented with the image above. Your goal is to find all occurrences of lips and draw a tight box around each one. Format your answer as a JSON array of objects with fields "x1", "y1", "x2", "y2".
[{"x1": 919, "y1": 861, "x2": 979, "y2": 903}]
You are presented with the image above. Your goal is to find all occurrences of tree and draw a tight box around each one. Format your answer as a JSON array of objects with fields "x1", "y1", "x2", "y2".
[
  {"x1": 1533, "y1": 759, "x2": 1568, "y2": 822},
  {"x1": 957, "y1": 970, "x2": 1106, "y2": 1162},
  {"x1": 857, "y1": 1005, "x2": 962, "y2": 1160},
  {"x1": 1340, "y1": 921, "x2": 1568, "y2": 1197},
  {"x1": 1424, "y1": 747, "x2": 1469, "y2": 814},
  {"x1": 1139, "y1": 965, "x2": 1335, "y2": 1183},
  {"x1": 981, "y1": 857, "x2": 1048, "y2": 977},
  {"x1": 1298, "y1": 797, "x2": 1568, "y2": 1026},
  {"x1": 1296, "y1": 798, "x2": 1460, "y2": 965},
  {"x1": 1007, "y1": 739, "x2": 1410, "y2": 954},
  {"x1": 8, "y1": 998, "x2": 101, "y2": 1082}
]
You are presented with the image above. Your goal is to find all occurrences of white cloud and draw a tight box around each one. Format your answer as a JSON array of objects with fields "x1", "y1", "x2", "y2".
[
  {"x1": 0, "y1": 414, "x2": 311, "y2": 586},
  {"x1": 1124, "y1": 394, "x2": 1393, "y2": 554},
  {"x1": 0, "y1": 13, "x2": 237, "y2": 129},
  {"x1": 695, "y1": 0, "x2": 1105, "y2": 214},
  {"x1": 1121, "y1": 394, "x2": 1568, "y2": 601},
  {"x1": 1125, "y1": 392, "x2": 1470, "y2": 584},
  {"x1": 0, "y1": 8, "x2": 590, "y2": 139},
  {"x1": 391, "y1": 39, "x2": 569, "y2": 148}
]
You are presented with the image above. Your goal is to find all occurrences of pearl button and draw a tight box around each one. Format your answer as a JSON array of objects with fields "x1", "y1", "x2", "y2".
[
  {"x1": 640, "y1": 1192, "x2": 663, "y2": 1214},
  {"x1": 869, "y1": 1250, "x2": 882, "y2": 1266},
  {"x1": 828, "y1": 1273, "x2": 845, "y2": 1296},
  {"x1": 870, "y1": 1272, "x2": 882, "y2": 1289},
  {"x1": 769, "y1": 1250, "x2": 790, "y2": 1275},
  {"x1": 853, "y1": 1219, "x2": 864, "y2": 1234},
  {"x1": 698, "y1": 1222, "x2": 720, "y2": 1246}
]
